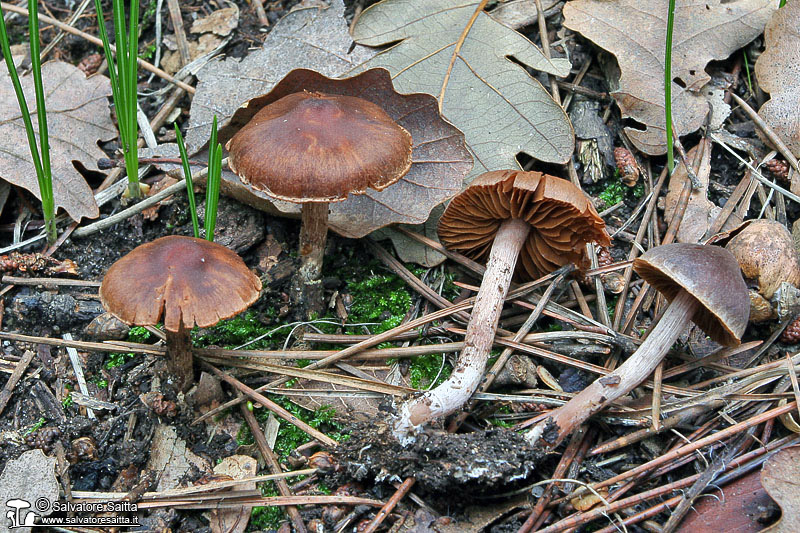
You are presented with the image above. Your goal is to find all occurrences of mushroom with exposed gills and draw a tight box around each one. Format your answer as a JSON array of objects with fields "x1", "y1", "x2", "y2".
[
  {"x1": 525, "y1": 243, "x2": 749, "y2": 447},
  {"x1": 393, "y1": 170, "x2": 610, "y2": 443},
  {"x1": 100, "y1": 236, "x2": 262, "y2": 392},
  {"x1": 226, "y1": 91, "x2": 413, "y2": 316}
]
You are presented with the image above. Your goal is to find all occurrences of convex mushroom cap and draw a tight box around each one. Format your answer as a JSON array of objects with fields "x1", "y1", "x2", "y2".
[
  {"x1": 100, "y1": 235, "x2": 262, "y2": 331},
  {"x1": 226, "y1": 91, "x2": 413, "y2": 203},
  {"x1": 633, "y1": 243, "x2": 749, "y2": 346},
  {"x1": 438, "y1": 170, "x2": 610, "y2": 279}
]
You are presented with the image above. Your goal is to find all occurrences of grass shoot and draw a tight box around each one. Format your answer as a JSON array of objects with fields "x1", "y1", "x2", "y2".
[
  {"x1": 0, "y1": 0, "x2": 57, "y2": 244},
  {"x1": 174, "y1": 117, "x2": 222, "y2": 241},
  {"x1": 664, "y1": 0, "x2": 676, "y2": 175},
  {"x1": 93, "y1": 0, "x2": 143, "y2": 199}
]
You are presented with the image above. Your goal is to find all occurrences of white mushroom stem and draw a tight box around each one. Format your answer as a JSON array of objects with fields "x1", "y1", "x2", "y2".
[
  {"x1": 393, "y1": 217, "x2": 531, "y2": 443},
  {"x1": 525, "y1": 289, "x2": 699, "y2": 447},
  {"x1": 166, "y1": 323, "x2": 194, "y2": 392},
  {"x1": 295, "y1": 202, "x2": 329, "y2": 316}
]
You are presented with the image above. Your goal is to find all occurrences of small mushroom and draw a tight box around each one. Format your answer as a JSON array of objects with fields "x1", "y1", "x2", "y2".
[
  {"x1": 725, "y1": 219, "x2": 800, "y2": 322},
  {"x1": 393, "y1": 170, "x2": 610, "y2": 442},
  {"x1": 226, "y1": 90, "x2": 413, "y2": 316},
  {"x1": 100, "y1": 236, "x2": 262, "y2": 392},
  {"x1": 525, "y1": 243, "x2": 749, "y2": 447}
]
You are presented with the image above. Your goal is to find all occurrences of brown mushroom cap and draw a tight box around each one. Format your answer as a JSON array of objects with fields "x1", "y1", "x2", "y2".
[
  {"x1": 226, "y1": 91, "x2": 413, "y2": 203},
  {"x1": 100, "y1": 236, "x2": 262, "y2": 332},
  {"x1": 633, "y1": 243, "x2": 749, "y2": 346},
  {"x1": 438, "y1": 170, "x2": 610, "y2": 280}
]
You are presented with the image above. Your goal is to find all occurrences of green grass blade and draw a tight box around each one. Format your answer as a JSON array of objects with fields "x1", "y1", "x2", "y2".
[
  {"x1": 0, "y1": 3, "x2": 57, "y2": 243},
  {"x1": 205, "y1": 142, "x2": 222, "y2": 243},
  {"x1": 27, "y1": 0, "x2": 56, "y2": 243},
  {"x1": 665, "y1": 0, "x2": 676, "y2": 175},
  {"x1": 204, "y1": 116, "x2": 221, "y2": 242},
  {"x1": 93, "y1": 0, "x2": 122, "y2": 123},
  {"x1": 175, "y1": 124, "x2": 200, "y2": 238}
]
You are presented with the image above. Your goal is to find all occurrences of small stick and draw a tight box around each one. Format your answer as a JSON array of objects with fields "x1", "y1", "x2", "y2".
[
  {"x1": 203, "y1": 362, "x2": 338, "y2": 448},
  {"x1": 395, "y1": 226, "x2": 485, "y2": 275},
  {"x1": 240, "y1": 398, "x2": 306, "y2": 533},
  {"x1": 193, "y1": 272, "x2": 556, "y2": 425},
  {"x1": 0, "y1": 350, "x2": 35, "y2": 416},
  {"x1": 165, "y1": 0, "x2": 190, "y2": 68},
  {"x1": 63, "y1": 333, "x2": 94, "y2": 419},
  {"x1": 362, "y1": 477, "x2": 415, "y2": 533},
  {"x1": 518, "y1": 426, "x2": 587, "y2": 533},
  {"x1": 254, "y1": 0, "x2": 270, "y2": 26},
  {"x1": 729, "y1": 92, "x2": 800, "y2": 174},
  {"x1": 1, "y1": 276, "x2": 100, "y2": 288},
  {"x1": 533, "y1": 0, "x2": 561, "y2": 105}
]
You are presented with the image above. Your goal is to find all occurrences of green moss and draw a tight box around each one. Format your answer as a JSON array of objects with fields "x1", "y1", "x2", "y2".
[
  {"x1": 346, "y1": 272, "x2": 412, "y2": 334},
  {"x1": 195, "y1": 312, "x2": 277, "y2": 349},
  {"x1": 128, "y1": 326, "x2": 151, "y2": 343},
  {"x1": 598, "y1": 177, "x2": 626, "y2": 206},
  {"x1": 249, "y1": 483, "x2": 283, "y2": 530},
  {"x1": 61, "y1": 393, "x2": 73, "y2": 409},
  {"x1": 24, "y1": 417, "x2": 46, "y2": 436},
  {"x1": 105, "y1": 352, "x2": 136, "y2": 369},
  {"x1": 409, "y1": 353, "x2": 451, "y2": 389}
]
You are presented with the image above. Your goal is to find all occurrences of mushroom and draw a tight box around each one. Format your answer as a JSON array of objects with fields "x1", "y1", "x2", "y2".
[
  {"x1": 226, "y1": 90, "x2": 413, "y2": 316},
  {"x1": 724, "y1": 219, "x2": 800, "y2": 322},
  {"x1": 393, "y1": 170, "x2": 610, "y2": 442},
  {"x1": 100, "y1": 235, "x2": 262, "y2": 391},
  {"x1": 525, "y1": 243, "x2": 749, "y2": 447}
]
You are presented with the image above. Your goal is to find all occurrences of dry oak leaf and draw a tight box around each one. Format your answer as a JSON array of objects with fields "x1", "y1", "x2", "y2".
[
  {"x1": 563, "y1": 0, "x2": 775, "y2": 155},
  {"x1": 760, "y1": 445, "x2": 800, "y2": 533},
  {"x1": 0, "y1": 58, "x2": 110, "y2": 221},
  {"x1": 351, "y1": 0, "x2": 574, "y2": 180},
  {"x1": 754, "y1": 2, "x2": 800, "y2": 158},
  {"x1": 185, "y1": 0, "x2": 377, "y2": 154}
]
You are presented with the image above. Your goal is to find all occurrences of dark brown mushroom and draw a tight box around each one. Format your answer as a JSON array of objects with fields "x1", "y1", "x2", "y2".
[
  {"x1": 226, "y1": 90, "x2": 413, "y2": 316},
  {"x1": 393, "y1": 170, "x2": 610, "y2": 442},
  {"x1": 100, "y1": 235, "x2": 262, "y2": 391},
  {"x1": 525, "y1": 243, "x2": 749, "y2": 446}
]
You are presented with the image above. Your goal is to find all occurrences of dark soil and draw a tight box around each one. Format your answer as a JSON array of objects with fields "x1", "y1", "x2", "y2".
[{"x1": 334, "y1": 420, "x2": 545, "y2": 498}]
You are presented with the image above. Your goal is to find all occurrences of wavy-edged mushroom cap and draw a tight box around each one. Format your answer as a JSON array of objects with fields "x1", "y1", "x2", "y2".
[
  {"x1": 226, "y1": 91, "x2": 413, "y2": 203},
  {"x1": 100, "y1": 236, "x2": 262, "y2": 332},
  {"x1": 633, "y1": 243, "x2": 749, "y2": 346},
  {"x1": 438, "y1": 170, "x2": 610, "y2": 280}
]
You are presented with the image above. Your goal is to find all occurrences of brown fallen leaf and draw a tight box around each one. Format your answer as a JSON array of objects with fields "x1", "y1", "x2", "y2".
[
  {"x1": 190, "y1": 5, "x2": 239, "y2": 36},
  {"x1": 141, "y1": 176, "x2": 179, "y2": 221},
  {"x1": 206, "y1": 455, "x2": 257, "y2": 533},
  {"x1": 563, "y1": 0, "x2": 775, "y2": 155},
  {"x1": 754, "y1": 2, "x2": 800, "y2": 157},
  {"x1": 664, "y1": 140, "x2": 733, "y2": 244},
  {"x1": 760, "y1": 445, "x2": 800, "y2": 532},
  {"x1": 677, "y1": 469, "x2": 768, "y2": 533},
  {"x1": 0, "y1": 58, "x2": 111, "y2": 222},
  {"x1": 352, "y1": 0, "x2": 573, "y2": 177}
]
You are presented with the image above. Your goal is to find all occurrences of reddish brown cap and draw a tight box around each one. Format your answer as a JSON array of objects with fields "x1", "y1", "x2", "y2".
[
  {"x1": 633, "y1": 243, "x2": 749, "y2": 346},
  {"x1": 438, "y1": 170, "x2": 610, "y2": 280},
  {"x1": 226, "y1": 91, "x2": 413, "y2": 203},
  {"x1": 100, "y1": 236, "x2": 262, "y2": 332}
]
